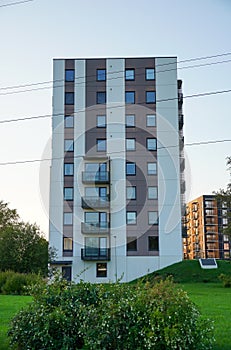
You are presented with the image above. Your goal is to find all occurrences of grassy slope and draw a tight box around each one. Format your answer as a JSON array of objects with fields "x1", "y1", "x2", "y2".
[
  {"x1": 145, "y1": 259, "x2": 231, "y2": 283},
  {"x1": 0, "y1": 295, "x2": 32, "y2": 350}
]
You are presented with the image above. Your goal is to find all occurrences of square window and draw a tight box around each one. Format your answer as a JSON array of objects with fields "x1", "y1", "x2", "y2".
[
  {"x1": 97, "y1": 92, "x2": 106, "y2": 104},
  {"x1": 148, "y1": 236, "x2": 159, "y2": 251},
  {"x1": 148, "y1": 211, "x2": 158, "y2": 225},
  {"x1": 64, "y1": 163, "x2": 74, "y2": 176},
  {"x1": 65, "y1": 92, "x2": 74, "y2": 105},
  {"x1": 125, "y1": 115, "x2": 135, "y2": 127},
  {"x1": 126, "y1": 186, "x2": 136, "y2": 200},
  {"x1": 147, "y1": 162, "x2": 157, "y2": 175},
  {"x1": 146, "y1": 114, "x2": 156, "y2": 127},
  {"x1": 146, "y1": 68, "x2": 155, "y2": 80},
  {"x1": 97, "y1": 139, "x2": 106, "y2": 152},
  {"x1": 147, "y1": 138, "x2": 157, "y2": 151},
  {"x1": 96, "y1": 263, "x2": 107, "y2": 278},
  {"x1": 146, "y1": 91, "x2": 156, "y2": 104},
  {"x1": 126, "y1": 162, "x2": 136, "y2": 175},
  {"x1": 63, "y1": 237, "x2": 73, "y2": 251},
  {"x1": 148, "y1": 186, "x2": 158, "y2": 199},
  {"x1": 97, "y1": 69, "x2": 106, "y2": 81},
  {"x1": 64, "y1": 212, "x2": 73, "y2": 225},
  {"x1": 65, "y1": 69, "x2": 75, "y2": 82},
  {"x1": 125, "y1": 91, "x2": 135, "y2": 104},
  {"x1": 127, "y1": 237, "x2": 137, "y2": 251},
  {"x1": 127, "y1": 211, "x2": 137, "y2": 225},
  {"x1": 125, "y1": 69, "x2": 135, "y2": 80},
  {"x1": 97, "y1": 115, "x2": 106, "y2": 128},
  {"x1": 64, "y1": 187, "x2": 73, "y2": 201},
  {"x1": 126, "y1": 138, "x2": 135, "y2": 151},
  {"x1": 64, "y1": 139, "x2": 74, "y2": 152},
  {"x1": 64, "y1": 115, "x2": 74, "y2": 128}
]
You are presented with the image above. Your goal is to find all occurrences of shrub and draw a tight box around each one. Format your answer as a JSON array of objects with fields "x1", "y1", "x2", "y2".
[
  {"x1": 8, "y1": 278, "x2": 214, "y2": 350},
  {"x1": 0, "y1": 271, "x2": 43, "y2": 295},
  {"x1": 219, "y1": 273, "x2": 231, "y2": 287}
]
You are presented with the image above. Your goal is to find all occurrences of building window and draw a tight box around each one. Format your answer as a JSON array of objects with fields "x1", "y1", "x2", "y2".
[
  {"x1": 147, "y1": 162, "x2": 157, "y2": 175},
  {"x1": 65, "y1": 69, "x2": 75, "y2": 82},
  {"x1": 64, "y1": 187, "x2": 73, "y2": 201},
  {"x1": 65, "y1": 92, "x2": 74, "y2": 105},
  {"x1": 148, "y1": 236, "x2": 159, "y2": 251},
  {"x1": 126, "y1": 162, "x2": 136, "y2": 175},
  {"x1": 62, "y1": 266, "x2": 72, "y2": 281},
  {"x1": 97, "y1": 115, "x2": 106, "y2": 128},
  {"x1": 127, "y1": 237, "x2": 137, "y2": 251},
  {"x1": 97, "y1": 139, "x2": 106, "y2": 152},
  {"x1": 64, "y1": 163, "x2": 74, "y2": 176},
  {"x1": 148, "y1": 211, "x2": 158, "y2": 225},
  {"x1": 146, "y1": 68, "x2": 155, "y2": 80},
  {"x1": 125, "y1": 69, "x2": 135, "y2": 80},
  {"x1": 125, "y1": 91, "x2": 135, "y2": 104},
  {"x1": 96, "y1": 263, "x2": 107, "y2": 277},
  {"x1": 64, "y1": 213, "x2": 73, "y2": 225},
  {"x1": 63, "y1": 237, "x2": 73, "y2": 251},
  {"x1": 125, "y1": 115, "x2": 135, "y2": 127},
  {"x1": 146, "y1": 114, "x2": 156, "y2": 127},
  {"x1": 97, "y1": 92, "x2": 106, "y2": 104},
  {"x1": 64, "y1": 115, "x2": 74, "y2": 128},
  {"x1": 85, "y1": 211, "x2": 107, "y2": 227},
  {"x1": 127, "y1": 211, "x2": 137, "y2": 225},
  {"x1": 97, "y1": 69, "x2": 106, "y2": 81},
  {"x1": 146, "y1": 91, "x2": 156, "y2": 104},
  {"x1": 147, "y1": 138, "x2": 157, "y2": 151},
  {"x1": 126, "y1": 186, "x2": 136, "y2": 200},
  {"x1": 126, "y1": 138, "x2": 136, "y2": 151},
  {"x1": 64, "y1": 139, "x2": 74, "y2": 152},
  {"x1": 85, "y1": 237, "x2": 107, "y2": 257},
  {"x1": 148, "y1": 186, "x2": 158, "y2": 199}
]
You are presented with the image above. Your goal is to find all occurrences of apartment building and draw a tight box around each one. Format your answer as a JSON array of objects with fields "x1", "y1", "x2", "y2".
[
  {"x1": 49, "y1": 57, "x2": 185, "y2": 282},
  {"x1": 184, "y1": 195, "x2": 230, "y2": 259}
]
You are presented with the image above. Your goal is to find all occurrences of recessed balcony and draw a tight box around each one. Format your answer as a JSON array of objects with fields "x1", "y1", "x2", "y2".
[
  {"x1": 82, "y1": 171, "x2": 109, "y2": 184},
  {"x1": 81, "y1": 248, "x2": 111, "y2": 261},
  {"x1": 81, "y1": 222, "x2": 110, "y2": 234},
  {"x1": 81, "y1": 196, "x2": 110, "y2": 209}
]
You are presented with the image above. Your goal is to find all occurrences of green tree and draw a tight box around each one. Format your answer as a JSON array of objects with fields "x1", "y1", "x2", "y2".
[{"x1": 0, "y1": 201, "x2": 48, "y2": 276}]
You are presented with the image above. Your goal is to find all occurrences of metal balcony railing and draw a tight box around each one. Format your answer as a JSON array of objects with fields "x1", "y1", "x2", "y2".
[
  {"x1": 82, "y1": 171, "x2": 109, "y2": 184},
  {"x1": 81, "y1": 196, "x2": 110, "y2": 209},
  {"x1": 81, "y1": 248, "x2": 111, "y2": 261},
  {"x1": 81, "y1": 222, "x2": 110, "y2": 234}
]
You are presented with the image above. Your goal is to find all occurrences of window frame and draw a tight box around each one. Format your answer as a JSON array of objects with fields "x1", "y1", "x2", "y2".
[
  {"x1": 125, "y1": 91, "x2": 135, "y2": 104},
  {"x1": 96, "y1": 91, "x2": 106, "y2": 104},
  {"x1": 96, "y1": 115, "x2": 106, "y2": 128},
  {"x1": 64, "y1": 139, "x2": 74, "y2": 152},
  {"x1": 125, "y1": 69, "x2": 135, "y2": 81},
  {"x1": 126, "y1": 138, "x2": 136, "y2": 151},
  {"x1": 126, "y1": 186, "x2": 136, "y2": 200},
  {"x1": 96, "y1": 138, "x2": 106, "y2": 152},
  {"x1": 65, "y1": 92, "x2": 74, "y2": 105},
  {"x1": 148, "y1": 236, "x2": 159, "y2": 251},
  {"x1": 63, "y1": 212, "x2": 73, "y2": 225},
  {"x1": 148, "y1": 186, "x2": 158, "y2": 200},
  {"x1": 96, "y1": 69, "x2": 106, "y2": 81},
  {"x1": 147, "y1": 138, "x2": 157, "y2": 151},
  {"x1": 96, "y1": 263, "x2": 107, "y2": 278},
  {"x1": 146, "y1": 91, "x2": 156, "y2": 104},
  {"x1": 65, "y1": 69, "x2": 75, "y2": 82},
  {"x1": 147, "y1": 162, "x2": 157, "y2": 175},
  {"x1": 64, "y1": 163, "x2": 74, "y2": 176},
  {"x1": 63, "y1": 237, "x2": 73, "y2": 251},
  {"x1": 64, "y1": 115, "x2": 74, "y2": 128},
  {"x1": 145, "y1": 68, "x2": 155, "y2": 80},
  {"x1": 125, "y1": 114, "x2": 135, "y2": 127},
  {"x1": 64, "y1": 187, "x2": 74, "y2": 201},
  {"x1": 146, "y1": 114, "x2": 156, "y2": 127},
  {"x1": 126, "y1": 211, "x2": 137, "y2": 225},
  {"x1": 148, "y1": 211, "x2": 158, "y2": 225},
  {"x1": 127, "y1": 236, "x2": 137, "y2": 251},
  {"x1": 126, "y1": 162, "x2": 136, "y2": 176}
]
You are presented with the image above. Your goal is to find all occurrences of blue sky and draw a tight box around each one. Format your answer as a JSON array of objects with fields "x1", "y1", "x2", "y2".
[{"x1": 0, "y1": 0, "x2": 230, "y2": 235}]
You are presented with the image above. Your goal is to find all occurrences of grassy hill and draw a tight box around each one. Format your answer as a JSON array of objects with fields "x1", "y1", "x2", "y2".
[{"x1": 143, "y1": 259, "x2": 231, "y2": 284}]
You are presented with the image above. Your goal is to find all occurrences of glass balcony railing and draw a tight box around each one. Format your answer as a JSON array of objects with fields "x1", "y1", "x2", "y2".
[
  {"x1": 81, "y1": 222, "x2": 110, "y2": 234},
  {"x1": 81, "y1": 248, "x2": 111, "y2": 261},
  {"x1": 81, "y1": 196, "x2": 110, "y2": 209},
  {"x1": 82, "y1": 171, "x2": 109, "y2": 184}
]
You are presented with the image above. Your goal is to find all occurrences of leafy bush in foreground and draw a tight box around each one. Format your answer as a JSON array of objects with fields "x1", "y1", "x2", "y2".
[
  {"x1": 8, "y1": 277, "x2": 214, "y2": 350},
  {"x1": 0, "y1": 271, "x2": 43, "y2": 295},
  {"x1": 219, "y1": 273, "x2": 231, "y2": 287}
]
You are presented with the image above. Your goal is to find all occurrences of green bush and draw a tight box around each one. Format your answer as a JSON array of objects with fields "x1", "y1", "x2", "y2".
[
  {"x1": 8, "y1": 278, "x2": 214, "y2": 350},
  {"x1": 0, "y1": 271, "x2": 43, "y2": 295},
  {"x1": 219, "y1": 273, "x2": 231, "y2": 287}
]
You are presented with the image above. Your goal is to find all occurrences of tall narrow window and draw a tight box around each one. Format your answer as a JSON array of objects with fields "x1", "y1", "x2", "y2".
[
  {"x1": 64, "y1": 139, "x2": 74, "y2": 152},
  {"x1": 127, "y1": 237, "x2": 137, "y2": 251},
  {"x1": 64, "y1": 187, "x2": 73, "y2": 201},
  {"x1": 65, "y1": 92, "x2": 74, "y2": 105},
  {"x1": 125, "y1": 115, "x2": 135, "y2": 127},
  {"x1": 146, "y1": 91, "x2": 156, "y2": 104},
  {"x1": 97, "y1": 69, "x2": 106, "y2": 81},
  {"x1": 147, "y1": 138, "x2": 157, "y2": 151},
  {"x1": 146, "y1": 68, "x2": 155, "y2": 80},
  {"x1": 125, "y1": 91, "x2": 135, "y2": 104},
  {"x1": 97, "y1": 139, "x2": 106, "y2": 152},
  {"x1": 125, "y1": 69, "x2": 135, "y2": 80},
  {"x1": 126, "y1": 138, "x2": 136, "y2": 151},
  {"x1": 64, "y1": 213, "x2": 73, "y2": 225},
  {"x1": 148, "y1": 211, "x2": 158, "y2": 225},
  {"x1": 65, "y1": 69, "x2": 75, "y2": 82},
  {"x1": 97, "y1": 115, "x2": 106, "y2": 128},
  {"x1": 126, "y1": 162, "x2": 136, "y2": 175},
  {"x1": 148, "y1": 236, "x2": 159, "y2": 251},
  {"x1": 127, "y1": 211, "x2": 137, "y2": 225},
  {"x1": 148, "y1": 187, "x2": 158, "y2": 199},
  {"x1": 146, "y1": 114, "x2": 156, "y2": 127},
  {"x1": 64, "y1": 163, "x2": 74, "y2": 176},
  {"x1": 126, "y1": 186, "x2": 136, "y2": 200},
  {"x1": 64, "y1": 115, "x2": 74, "y2": 128},
  {"x1": 97, "y1": 92, "x2": 106, "y2": 104}
]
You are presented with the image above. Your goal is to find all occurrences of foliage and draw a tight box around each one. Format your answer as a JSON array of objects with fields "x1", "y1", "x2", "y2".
[
  {"x1": 8, "y1": 277, "x2": 214, "y2": 350},
  {"x1": 0, "y1": 201, "x2": 48, "y2": 276},
  {"x1": 0, "y1": 271, "x2": 43, "y2": 295},
  {"x1": 219, "y1": 273, "x2": 231, "y2": 288}
]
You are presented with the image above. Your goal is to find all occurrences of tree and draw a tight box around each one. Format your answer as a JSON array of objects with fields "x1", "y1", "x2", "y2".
[{"x1": 0, "y1": 201, "x2": 48, "y2": 276}]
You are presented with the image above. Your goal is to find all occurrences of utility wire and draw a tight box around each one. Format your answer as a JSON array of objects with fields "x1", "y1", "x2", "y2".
[
  {"x1": 0, "y1": 0, "x2": 33, "y2": 8},
  {"x1": 0, "y1": 52, "x2": 231, "y2": 94},
  {"x1": 0, "y1": 138, "x2": 231, "y2": 166},
  {"x1": 0, "y1": 87, "x2": 231, "y2": 125}
]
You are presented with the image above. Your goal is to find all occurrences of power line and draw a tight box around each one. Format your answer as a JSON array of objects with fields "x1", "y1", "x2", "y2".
[
  {"x1": 1, "y1": 52, "x2": 231, "y2": 95},
  {"x1": 0, "y1": 0, "x2": 33, "y2": 8},
  {"x1": 1, "y1": 87, "x2": 231, "y2": 125},
  {"x1": 0, "y1": 138, "x2": 230, "y2": 166}
]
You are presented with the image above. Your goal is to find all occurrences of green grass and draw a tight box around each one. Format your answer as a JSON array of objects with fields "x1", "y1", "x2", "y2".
[
  {"x1": 181, "y1": 283, "x2": 231, "y2": 350},
  {"x1": 0, "y1": 295, "x2": 32, "y2": 350}
]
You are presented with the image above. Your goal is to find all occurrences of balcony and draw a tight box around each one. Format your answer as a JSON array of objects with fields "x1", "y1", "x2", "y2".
[
  {"x1": 82, "y1": 171, "x2": 109, "y2": 184},
  {"x1": 179, "y1": 114, "x2": 184, "y2": 130},
  {"x1": 206, "y1": 235, "x2": 217, "y2": 243},
  {"x1": 81, "y1": 196, "x2": 110, "y2": 209},
  {"x1": 81, "y1": 222, "x2": 110, "y2": 234},
  {"x1": 81, "y1": 248, "x2": 110, "y2": 261}
]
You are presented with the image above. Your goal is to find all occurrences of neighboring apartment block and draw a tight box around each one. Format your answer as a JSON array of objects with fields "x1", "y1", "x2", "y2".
[
  {"x1": 184, "y1": 195, "x2": 230, "y2": 260},
  {"x1": 49, "y1": 57, "x2": 185, "y2": 282}
]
